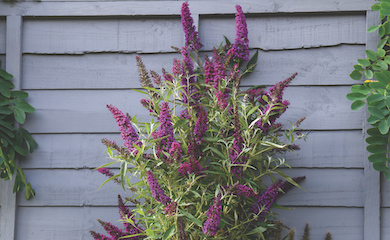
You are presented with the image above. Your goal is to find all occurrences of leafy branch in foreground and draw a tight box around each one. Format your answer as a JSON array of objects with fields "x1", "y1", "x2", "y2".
[{"x1": 0, "y1": 61, "x2": 37, "y2": 199}]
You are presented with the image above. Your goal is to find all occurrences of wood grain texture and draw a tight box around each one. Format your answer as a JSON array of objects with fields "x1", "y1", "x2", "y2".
[
  {"x1": 15, "y1": 206, "x2": 124, "y2": 240},
  {"x1": 20, "y1": 86, "x2": 363, "y2": 134},
  {"x1": 200, "y1": 13, "x2": 366, "y2": 51},
  {"x1": 22, "y1": 45, "x2": 365, "y2": 90},
  {"x1": 0, "y1": 1, "x2": 375, "y2": 16},
  {"x1": 19, "y1": 130, "x2": 364, "y2": 169},
  {"x1": 23, "y1": 17, "x2": 184, "y2": 54},
  {"x1": 17, "y1": 169, "x2": 135, "y2": 207},
  {"x1": 275, "y1": 207, "x2": 363, "y2": 240}
]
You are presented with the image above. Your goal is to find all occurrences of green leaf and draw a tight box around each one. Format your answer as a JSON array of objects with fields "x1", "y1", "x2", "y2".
[
  {"x1": 368, "y1": 25, "x2": 380, "y2": 32},
  {"x1": 358, "y1": 59, "x2": 371, "y2": 67},
  {"x1": 369, "y1": 153, "x2": 387, "y2": 162},
  {"x1": 13, "y1": 99, "x2": 35, "y2": 113},
  {"x1": 384, "y1": 171, "x2": 390, "y2": 181},
  {"x1": 378, "y1": 37, "x2": 389, "y2": 49},
  {"x1": 367, "y1": 115, "x2": 381, "y2": 124},
  {"x1": 372, "y1": 3, "x2": 382, "y2": 11},
  {"x1": 367, "y1": 128, "x2": 382, "y2": 136},
  {"x1": 13, "y1": 108, "x2": 26, "y2": 124},
  {"x1": 378, "y1": 61, "x2": 388, "y2": 70},
  {"x1": 350, "y1": 70, "x2": 363, "y2": 80},
  {"x1": 350, "y1": 85, "x2": 371, "y2": 94},
  {"x1": 379, "y1": 119, "x2": 390, "y2": 134},
  {"x1": 351, "y1": 100, "x2": 366, "y2": 110},
  {"x1": 0, "y1": 106, "x2": 12, "y2": 115},
  {"x1": 386, "y1": 23, "x2": 390, "y2": 34},
  {"x1": 246, "y1": 226, "x2": 268, "y2": 236},
  {"x1": 224, "y1": 35, "x2": 231, "y2": 45},
  {"x1": 366, "y1": 50, "x2": 378, "y2": 61},
  {"x1": 0, "y1": 119, "x2": 15, "y2": 131},
  {"x1": 162, "y1": 225, "x2": 176, "y2": 240},
  {"x1": 366, "y1": 136, "x2": 388, "y2": 145},
  {"x1": 379, "y1": 25, "x2": 386, "y2": 37},
  {"x1": 246, "y1": 50, "x2": 258, "y2": 70},
  {"x1": 367, "y1": 144, "x2": 387, "y2": 153},
  {"x1": 13, "y1": 145, "x2": 27, "y2": 156},
  {"x1": 11, "y1": 91, "x2": 28, "y2": 99},
  {"x1": 205, "y1": 146, "x2": 226, "y2": 159},
  {"x1": 373, "y1": 162, "x2": 387, "y2": 171},
  {"x1": 365, "y1": 70, "x2": 374, "y2": 79},
  {"x1": 367, "y1": 94, "x2": 385, "y2": 103},
  {"x1": 0, "y1": 69, "x2": 13, "y2": 80},
  {"x1": 380, "y1": 6, "x2": 390, "y2": 16},
  {"x1": 374, "y1": 71, "x2": 390, "y2": 85},
  {"x1": 368, "y1": 106, "x2": 386, "y2": 119},
  {"x1": 378, "y1": 49, "x2": 386, "y2": 57},
  {"x1": 179, "y1": 209, "x2": 202, "y2": 228},
  {"x1": 0, "y1": 79, "x2": 12, "y2": 98},
  {"x1": 354, "y1": 64, "x2": 365, "y2": 71},
  {"x1": 370, "y1": 81, "x2": 387, "y2": 89},
  {"x1": 346, "y1": 92, "x2": 366, "y2": 101}
]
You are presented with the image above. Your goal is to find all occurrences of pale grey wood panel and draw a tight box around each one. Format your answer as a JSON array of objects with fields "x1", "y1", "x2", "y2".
[
  {"x1": 200, "y1": 13, "x2": 366, "y2": 51},
  {"x1": 21, "y1": 86, "x2": 363, "y2": 134},
  {"x1": 283, "y1": 130, "x2": 364, "y2": 168},
  {"x1": 379, "y1": 177, "x2": 390, "y2": 207},
  {"x1": 23, "y1": 17, "x2": 184, "y2": 54},
  {"x1": 16, "y1": 168, "x2": 362, "y2": 207},
  {"x1": 0, "y1": 17, "x2": 5, "y2": 54},
  {"x1": 0, "y1": 54, "x2": 5, "y2": 68},
  {"x1": 15, "y1": 206, "x2": 123, "y2": 240},
  {"x1": 0, "y1": 1, "x2": 375, "y2": 16},
  {"x1": 381, "y1": 208, "x2": 390, "y2": 238},
  {"x1": 19, "y1": 130, "x2": 364, "y2": 169},
  {"x1": 274, "y1": 168, "x2": 364, "y2": 207},
  {"x1": 22, "y1": 45, "x2": 365, "y2": 90},
  {"x1": 275, "y1": 207, "x2": 363, "y2": 240},
  {"x1": 17, "y1": 169, "x2": 132, "y2": 207}
]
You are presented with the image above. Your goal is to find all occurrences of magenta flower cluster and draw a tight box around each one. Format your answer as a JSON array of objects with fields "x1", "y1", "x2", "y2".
[
  {"x1": 202, "y1": 194, "x2": 222, "y2": 236},
  {"x1": 146, "y1": 170, "x2": 172, "y2": 205},
  {"x1": 253, "y1": 180, "x2": 283, "y2": 220},
  {"x1": 107, "y1": 104, "x2": 141, "y2": 155},
  {"x1": 181, "y1": 2, "x2": 202, "y2": 51},
  {"x1": 227, "y1": 5, "x2": 250, "y2": 61}
]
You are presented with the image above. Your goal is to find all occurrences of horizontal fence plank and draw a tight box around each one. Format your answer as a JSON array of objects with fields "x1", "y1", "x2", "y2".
[
  {"x1": 200, "y1": 12, "x2": 366, "y2": 50},
  {"x1": 0, "y1": 1, "x2": 374, "y2": 16},
  {"x1": 22, "y1": 45, "x2": 365, "y2": 89},
  {"x1": 283, "y1": 130, "x2": 364, "y2": 168},
  {"x1": 23, "y1": 17, "x2": 184, "y2": 54},
  {"x1": 17, "y1": 169, "x2": 131, "y2": 207},
  {"x1": 275, "y1": 207, "x2": 363, "y2": 240},
  {"x1": 19, "y1": 130, "x2": 364, "y2": 169},
  {"x1": 274, "y1": 168, "x2": 364, "y2": 207},
  {"x1": 15, "y1": 206, "x2": 123, "y2": 240},
  {"x1": 17, "y1": 168, "x2": 362, "y2": 207},
  {"x1": 21, "y1": 86, "x2": 364, "y2": 134},
  {"x1": 0, "y1": 17, "x2": 5, "y2": 54}
]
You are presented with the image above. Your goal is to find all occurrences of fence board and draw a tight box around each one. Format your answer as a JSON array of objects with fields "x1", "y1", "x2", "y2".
[
  {"x1": 0, "y1": 17, "x2": 5, "y2": 54},
  {"x1": 22, "y1": 45, "x2": 365, "y2": 90},
  {"x1": 23, "y1": 17, "x2": 183, "y2": 54},
  {"x1": 19, "y1": 130, "x2": 364, "y2": 169},
  {"x1": 21, "y1": 86, "x2": 363, "y2": 134},
  {"x1": 0, "y1": 1, "x2": 374, "y2": 16},
  {"x1": 15, "y1": 206, "x2": 122, "y2": 240},
  {"x1": 200, "y1": 13, "x2": 366, "y2": 51},
  {"x1": 275, "y1": 207, "x2": 363, "y2": 240},
  {"x1": 17, "y1": 169, "x2": 132, "y2": 207},
  {"x1": 275, "y1": 168, "x2": 363, "y2": 207}
]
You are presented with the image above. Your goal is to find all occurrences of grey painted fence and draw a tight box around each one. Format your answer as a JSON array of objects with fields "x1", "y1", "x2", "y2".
[{"x1": 0, "y1": 1, "x2": 380, "y2": 239}]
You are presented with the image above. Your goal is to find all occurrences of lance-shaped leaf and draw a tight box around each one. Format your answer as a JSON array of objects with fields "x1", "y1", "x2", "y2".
[{"x1": 368, "y1": 106, "x2": 386, "y2": 119}]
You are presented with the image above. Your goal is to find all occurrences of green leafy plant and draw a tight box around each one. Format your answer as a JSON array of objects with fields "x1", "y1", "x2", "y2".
[
  {"x1": 347, "y1": 1, "x2": 390, "y2": 180},
  {"x1": 93, "y1": 3, "x2": 307, "y2": 239},
  {"x1": 0, "y1": 61, "x2": 37, "y2": 199}
]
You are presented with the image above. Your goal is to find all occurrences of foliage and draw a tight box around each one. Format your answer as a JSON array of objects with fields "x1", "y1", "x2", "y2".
[
  {"x1": 347, "y1": 1, "x2": 390, "y2": 180},
  {"x1": 0, "y1": 61, "x2": 37, "y2": 199},
  {"x1": 273, "y1": 222, "x2": 332, "y2": 240},
  {"x1": 93, "y1": 3, "x2": 306, "y2": 239}
]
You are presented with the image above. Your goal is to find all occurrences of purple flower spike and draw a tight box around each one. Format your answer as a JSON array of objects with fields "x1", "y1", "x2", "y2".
[
  {"x1": 154, "y1": 102, "x2": 176, "y2": 164},
  {"x1": 146, "y1": 170, "x2": 171, "y2": 205},
  {"x1": 228, "y1": 5, "x2": 249, "y2": 61},
  {"x1": 181, "y1": 2, "x2": 202, "y2": 51},
  {"x1": 202, "y1": 194, "x2": 222, "y2": 236},
  {"x1": 107, "y1": 105, "x2": 142, "y2": 156},
  {"x1": 254, "y1": 180, "x2": 283, "y2": 220}
]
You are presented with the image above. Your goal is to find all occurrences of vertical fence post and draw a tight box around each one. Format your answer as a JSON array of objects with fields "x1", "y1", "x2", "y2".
[
  {"x1": 0, "y1": 15, "x2": 23, "y2": 240},
  {"x1": 364, "y1": 10, "x2": 381, "y2": 240}
]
